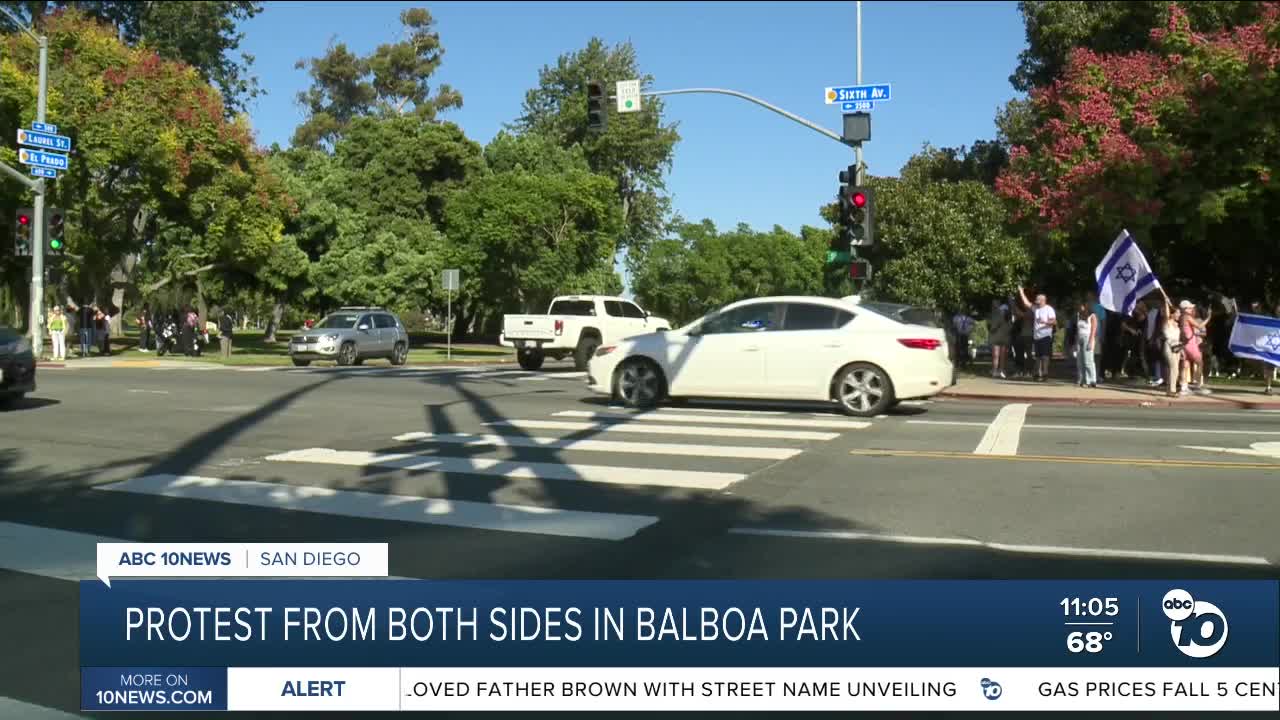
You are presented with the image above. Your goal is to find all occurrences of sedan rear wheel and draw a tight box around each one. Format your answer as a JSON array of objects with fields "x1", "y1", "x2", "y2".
[
  {"x1": 835, "y1": 363, "x2": 893, "y2": 417},
  {"x1": 616, "y1": 359, "x2": 663, "y2": 409}
]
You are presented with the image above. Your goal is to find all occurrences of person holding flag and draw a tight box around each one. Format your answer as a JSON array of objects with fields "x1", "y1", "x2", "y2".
[
  {"x1": 1229, "y1": 301, "x2": 1280, "y2": 395},
  {"x1": 1095, "y1": 229, "x2": 1163, "y2": 318}
]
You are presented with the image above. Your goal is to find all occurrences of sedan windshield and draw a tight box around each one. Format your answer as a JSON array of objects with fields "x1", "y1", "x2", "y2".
[{"x1": 317, "y1": 313, "x2": 360, "y2": 329}]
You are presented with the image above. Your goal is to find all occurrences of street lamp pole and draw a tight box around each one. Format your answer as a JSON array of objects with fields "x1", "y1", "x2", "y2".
[
  {"x1": 0, "y1": 6, "x2": 49, "y2": 354},
  {"x1": 31, "y1": 36, "x2": 49, "y2": 356},
  {"x1": 854, "y1": 0, "x2": 864, "y2": 184}
]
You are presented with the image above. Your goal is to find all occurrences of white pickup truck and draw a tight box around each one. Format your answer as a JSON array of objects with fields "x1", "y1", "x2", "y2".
[{"x1": 501, "y1": 295, "x2": 671, "y2": 370}]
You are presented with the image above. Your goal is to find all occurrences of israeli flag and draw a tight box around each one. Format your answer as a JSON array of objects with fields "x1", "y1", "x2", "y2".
[
  {"x1": 1095, "y1": 229, "x2": 1162, "y2": 315},
  {"x1": 1229, "y1": 313, "x2": 1280, "y2": 368}
]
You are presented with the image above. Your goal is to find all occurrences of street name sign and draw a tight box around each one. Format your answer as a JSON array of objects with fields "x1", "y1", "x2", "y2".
[
  {"x1": 30, "y1": 167, "x2": 58, "y2": 178},
  {"x1": 842, "y1": 101, "x2": 873, "y2": 112},
  {"x1": 31, "y1": 121, "x2": 58, "y2": 134},
  {"x1": 18, "y1": 127, "x2": 72, "y2": 153},
  {"x1": 825, "y1": 83, "x2": 892, "y2": 104},
  {"x1": 18, "y1": 148, "x2": 69, "y2": 171},
  {"x1": 616, "y1": 79, "x2": 641, "y2": 113},
  {"x1": 442, "y1": 268, "x2": 460, "y2": 291}
]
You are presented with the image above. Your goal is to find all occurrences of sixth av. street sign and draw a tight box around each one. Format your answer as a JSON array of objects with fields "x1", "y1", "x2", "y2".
[{"x1": 824, "y1": 83, "x2": 892, "y2": 105}]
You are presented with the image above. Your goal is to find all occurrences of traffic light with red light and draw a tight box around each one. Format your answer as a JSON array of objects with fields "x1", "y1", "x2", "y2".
[
  {"x1": 46, "y1": 208, "x2": 65, "y2": 254},
  {"x1": 586, "y1": 81, "x2": 607, "y2": 133},
  {"x1": 839, "y1": 186, "x2": 874, "y2": 247},
  {"x1": 14, "y1": 208, "x2": 33, "y2": 257}
]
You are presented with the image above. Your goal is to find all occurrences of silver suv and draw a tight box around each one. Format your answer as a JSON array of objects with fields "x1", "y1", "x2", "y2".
[{"x1": 289, "y1": 307, "x2": 410, "y2": 367}]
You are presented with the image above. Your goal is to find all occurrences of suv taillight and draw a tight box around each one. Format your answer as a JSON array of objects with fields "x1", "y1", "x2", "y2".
[
  {"x1": 898, "y1": 338, "x2": 942, "y2": 350},
  {"x1": 554, "y1": 320, "x2": 564, "y2": 335}
]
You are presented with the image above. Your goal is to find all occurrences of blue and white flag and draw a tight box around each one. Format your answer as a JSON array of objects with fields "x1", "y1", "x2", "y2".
[
  {"x1": 1229, "y1": 313, "x2": 1280, "y2": 368},
  {"x1": 1095, "y1": 230, "x2": 1162, "y2": 315}
]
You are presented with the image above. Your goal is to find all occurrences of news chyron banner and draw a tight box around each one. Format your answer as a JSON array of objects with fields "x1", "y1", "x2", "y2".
[{"x1": 80, "y1": 545, "x2": 1280, "y2": 712}]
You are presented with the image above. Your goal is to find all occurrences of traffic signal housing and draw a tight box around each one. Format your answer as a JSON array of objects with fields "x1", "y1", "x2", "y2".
[
  {"x1": 47, "y1": 208, "x2": 65, "y2": 254},
  {"x1": 14, "y1": 208, "x2": 33, "y2": 257},
  {"x1": 839, "y1": 185, "x2": 875, "y2": 247},
  {"x1": 586, "y1": 81, "x2": 607, "y2": 133},
  {"x1": 849, "y1": 258, "x2": 872, "y2": 281}
]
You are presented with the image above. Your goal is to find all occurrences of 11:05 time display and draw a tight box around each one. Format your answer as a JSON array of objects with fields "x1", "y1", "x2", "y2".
[{"x1": 1061, "y1": 597, "x2": 1119, "y2": 617}]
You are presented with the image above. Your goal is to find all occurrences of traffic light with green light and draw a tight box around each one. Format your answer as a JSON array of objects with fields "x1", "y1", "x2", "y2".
[
  {"x1": 47, "y1": 208, "x2": 65, "y2": 254},
  {"x1": 14, "y1": 208, "x2": 33, "y2": 257}
]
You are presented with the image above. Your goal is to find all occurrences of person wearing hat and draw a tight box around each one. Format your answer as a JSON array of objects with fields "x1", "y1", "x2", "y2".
[{"x1": 1177, "y1": 300, "x2": 1204, "y2": 396}]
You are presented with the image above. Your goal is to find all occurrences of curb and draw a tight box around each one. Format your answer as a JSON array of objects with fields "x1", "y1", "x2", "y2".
[{"x1": 940, "y1": 391, "x2": 1272, "y2": 410}]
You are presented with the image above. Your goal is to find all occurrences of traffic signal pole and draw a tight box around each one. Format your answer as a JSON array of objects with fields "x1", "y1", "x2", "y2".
[
  {"x1": 854, "y1": 0, "x2": 864, "y2": 185},
  {"x1": 0, "y1": 6, "x2": 50, "y2": 354},
  {"x1": 31, "y1": 34, "x2": 49, "y2": 356}
]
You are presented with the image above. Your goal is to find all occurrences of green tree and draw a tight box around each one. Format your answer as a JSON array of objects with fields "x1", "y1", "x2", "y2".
[
  {"x1": 445, "y1": 165, "x2": 623, "y2": 332},
  {"x1": 513, "y1": 38, "x2": 680, "y2": 263},
  {"x1": 293, "y1": 8, "x2": 462, "y2": 149},
  {"x1": 858, "y1": 173, "x2": 1030, "y2": 312},
  {"x1": 1011, "y1": 0, "x2": 1259, "y2": 91},
  {"x1": 5, "y1": 0, "x2": 264, "y2": 113}
]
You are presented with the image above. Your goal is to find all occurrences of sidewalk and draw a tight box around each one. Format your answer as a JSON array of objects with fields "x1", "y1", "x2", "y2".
[{"x1": 943, "y1": 375, "x2": 1280, "y2": 409}]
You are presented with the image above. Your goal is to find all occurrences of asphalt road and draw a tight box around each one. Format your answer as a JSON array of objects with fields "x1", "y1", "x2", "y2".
[{"x1": 2, "y1": 362, "x2": 1279, "y2": 718}]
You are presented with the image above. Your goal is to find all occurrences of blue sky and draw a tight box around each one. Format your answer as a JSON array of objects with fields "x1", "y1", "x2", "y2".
[{"x1": 240, "y1": 0, "x2": 1027, "y2": 235}]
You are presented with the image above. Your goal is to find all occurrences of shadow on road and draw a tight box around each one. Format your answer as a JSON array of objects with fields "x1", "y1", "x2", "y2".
[{"x1": 0, "y1": 396, "x2": 60, "y2": 412}]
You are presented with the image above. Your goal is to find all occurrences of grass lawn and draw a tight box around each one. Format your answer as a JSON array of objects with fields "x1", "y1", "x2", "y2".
[{"x1": 94, "y1": 329, "x2": 514, "y2": 366}]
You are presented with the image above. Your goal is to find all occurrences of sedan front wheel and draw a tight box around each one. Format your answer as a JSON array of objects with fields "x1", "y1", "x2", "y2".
[{"x1": 615, "y1": 359, "x2": 664, "y2": 409}]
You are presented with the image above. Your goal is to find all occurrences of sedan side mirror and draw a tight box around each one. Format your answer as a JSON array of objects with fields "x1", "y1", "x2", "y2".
[{"x1": 357, "y1": 324, "x2": 370, "y2": 332}]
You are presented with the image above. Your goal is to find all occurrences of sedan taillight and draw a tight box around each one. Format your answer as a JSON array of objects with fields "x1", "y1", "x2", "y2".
[
  {"x1": 554, "y1": 320, "x2": 564, "y2": 335},
  {"x1": 898, "y1": 338, "x2": 942, "y2": 350},
  {"x1": 595, "y1": 345, "x2": 617, "y2": 357}
]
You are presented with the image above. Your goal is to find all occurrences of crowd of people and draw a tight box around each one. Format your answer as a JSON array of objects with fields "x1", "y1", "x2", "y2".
[
  {"x1": 951, "y1": 290, "x2": 1279, "y2": 397},
  {"x1": 42, "y1": 302, "x2": 236, "y2": 360}
]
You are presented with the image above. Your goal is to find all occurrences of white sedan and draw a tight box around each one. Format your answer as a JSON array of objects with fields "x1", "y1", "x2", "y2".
[{"x1": 587, "y1": 296, "x2": 953, "y2": 416}]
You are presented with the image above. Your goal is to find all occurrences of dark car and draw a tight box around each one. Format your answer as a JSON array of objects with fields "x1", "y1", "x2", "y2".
[{"x1": 0, "y1": 326, "x2": 36, "y2": 404}]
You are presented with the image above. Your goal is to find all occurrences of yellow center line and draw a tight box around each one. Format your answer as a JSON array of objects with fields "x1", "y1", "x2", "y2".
[{"x1": 848, "y1": 449, "x2": 1280, "y2": 470}]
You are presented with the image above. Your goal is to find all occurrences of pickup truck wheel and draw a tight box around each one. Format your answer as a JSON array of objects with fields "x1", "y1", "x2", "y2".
[
  {"x1": 575, "y1": 336, "x2": 600, "y2": 371},
  {"x1": 517, "y1": 348, "x2": 544, "y2": 371},
  {"x1": 615, "y1": 358, "x2": 664, "y2": 409}
]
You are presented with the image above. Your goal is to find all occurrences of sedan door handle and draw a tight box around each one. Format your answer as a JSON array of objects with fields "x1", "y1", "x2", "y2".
[
  {"x1": 823, "y1": 343, "x2": 843, "y2": 348},
  {"x1": 743, "y1": 346, "x2": 761, "y2": 352}
]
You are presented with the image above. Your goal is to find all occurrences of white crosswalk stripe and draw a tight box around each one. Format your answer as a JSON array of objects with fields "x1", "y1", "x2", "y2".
[
  {"x1": 490, "y1": 418, "x2": 841, "y2": 441},
  {"x1": 264, "y1": 448, "x2": 745, "y2": 490},
  {"x1": 94, "y1": 474, "x2": 659, "y2": 541},
  {"x1": 391, "y1": 431, "x2": 803, "y2": 460},
  {"x1": 553, "y1": 409, "x2": 870, "y2": 430}
]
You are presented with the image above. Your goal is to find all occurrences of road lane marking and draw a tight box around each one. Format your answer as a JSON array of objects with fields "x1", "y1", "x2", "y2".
[
  {"x1": 127, "y1": 388, "x2": 170, "y2": 394},
  {"x1": 95, "y1": 475, "x2": 657, "y2": 541},
  {"x1": 726, "y1": 527, "x2": 1272, "y2": 566},
  {"x1": 554, "y1": 410, "x2": 870, "y2": 430},
  {"x1": 613, "y1": 406, "x2": 788, "y2": 416},
  {"x1": 1180, "y1": 442, "x2": 1280, "y2": 460},
  {"x1": 392, "y1": 432, "x2": 802, "y2": 460},
  {"x1": 489, "y1": 419, "x2": 838, "y2": 441},
  {"x1": 266, "y1": 448, "x2": 743, "y2": 490},
  {"x1": 973, "y1": 403, "x2": 1030, "y2": 455},
  {"x1": 908, "y1": 420, "x2": 1280, "y2": 435},
  {"x1": 847, "y1": 448, "x2": 1280, "y2": 469}
]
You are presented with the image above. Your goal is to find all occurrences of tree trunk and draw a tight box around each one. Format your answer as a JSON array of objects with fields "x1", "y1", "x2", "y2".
[
  {"x1": 194, "y1": 275, "x2": 207, "y2": 328},
  {"x1": 264, "y1": 300, "x2": 284, "y2": 342}
]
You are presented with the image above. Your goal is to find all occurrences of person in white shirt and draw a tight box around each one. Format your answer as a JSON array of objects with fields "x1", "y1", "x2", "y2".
[{"x1": 1018, "y1": 286, "x2": 1056, "y2": 382}]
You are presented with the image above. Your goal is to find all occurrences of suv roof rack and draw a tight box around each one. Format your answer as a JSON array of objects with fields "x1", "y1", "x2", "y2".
[{"x1": 338, "y1": 306, "x2": 384, "y2": 311}]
